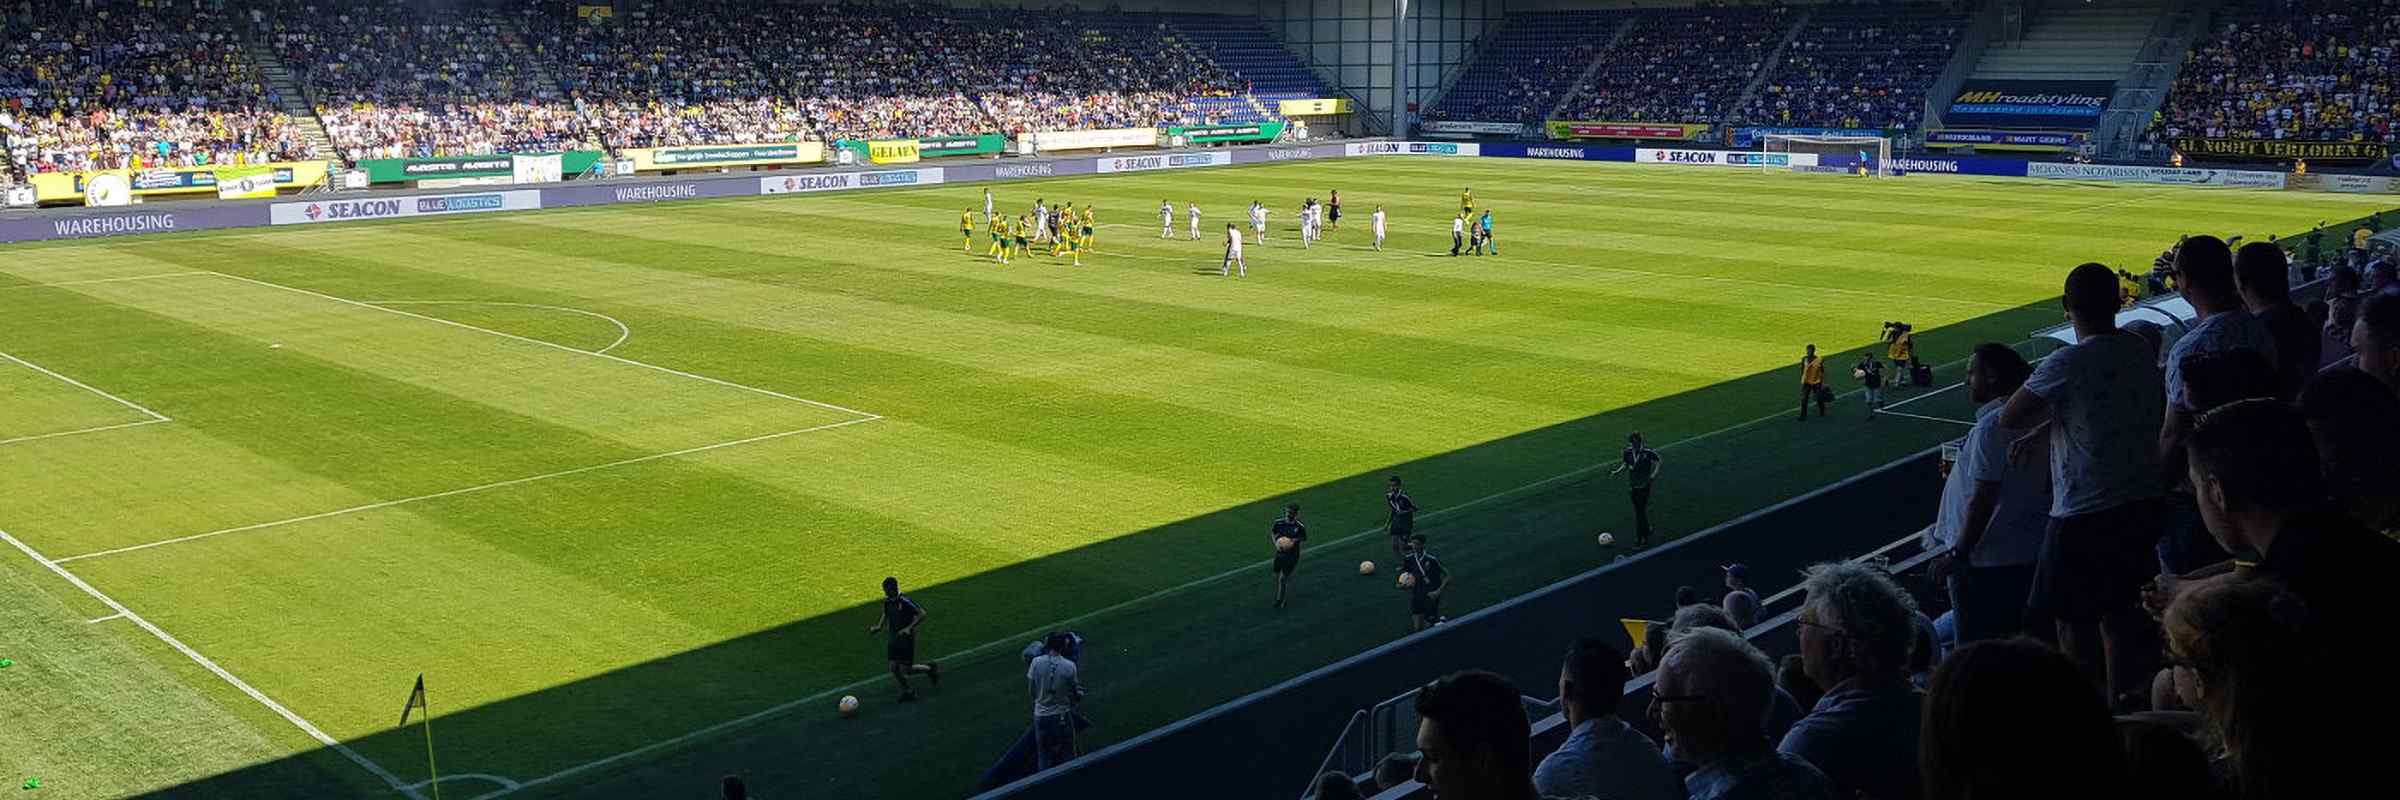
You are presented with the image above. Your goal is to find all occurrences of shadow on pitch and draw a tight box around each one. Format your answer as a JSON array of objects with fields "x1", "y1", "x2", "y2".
[{"x1": 145, "y1": 296, "x2": 2056, "y2": 800}]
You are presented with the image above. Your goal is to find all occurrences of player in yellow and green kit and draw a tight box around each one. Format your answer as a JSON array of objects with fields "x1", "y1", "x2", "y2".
[
  {"x1": 1461, "y1": 186, "x2": 1473, "y2": 214},
  {"x1": 1013, "y1": 214, "x2": 1031, "y2": 259},
  {"x1": 988, "y1": 214, "x2": 1008, "y2": 264},
  {"x1": 1079, "y1": 206, "x2": 1096, "y2": 253},
  {"x1": 960, "y1": 210, "x2": 975, "y2": 252},
  {"x1": 1051, "y1": 203, "x2": 1075, "y2": 257}
]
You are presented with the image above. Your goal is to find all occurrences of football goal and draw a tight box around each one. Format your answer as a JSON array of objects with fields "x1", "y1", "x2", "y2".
[{"x1": 1762, "y1": 134, "x2": 1893, "y2": 177}]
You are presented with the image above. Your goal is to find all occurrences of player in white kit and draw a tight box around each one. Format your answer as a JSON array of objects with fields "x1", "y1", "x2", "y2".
[
  {"x1": 1371, "y1": 206, "x2": 1387, "y2": 251},
  {"x1": 1160, "y1": 201, "x2": 1175, "y2": 238},
  {"x1": 1251, "y1": 202, "x2": 1268, "y2": 245},
  {"x1": 1221, "y1": 223, "x2": 1246, "y2": 277},
  {"x1": 1033, "y1": 200, "x2": 1049, "y2": 243},
  {"x1": 984, "y1": 188, "x2": 994, "y2": 221},
  {"x1": 1299, "y1": 199, "x2": 1314, "y2": 249},
  {"x1": 1187, "y1": 202, "x2": 1202, "y2": 240}
]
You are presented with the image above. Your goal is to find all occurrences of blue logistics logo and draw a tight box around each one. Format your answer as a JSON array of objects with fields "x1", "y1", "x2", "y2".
[
  {"x1": 1406, "y1": 143, "x2": 1461, "y2": 155},
  {"x1": 858, "y1": 170, "x2": 920, "y2": 187},
  {"x1": 416, "y1": 194, "x2": 506, "y2": 213}
]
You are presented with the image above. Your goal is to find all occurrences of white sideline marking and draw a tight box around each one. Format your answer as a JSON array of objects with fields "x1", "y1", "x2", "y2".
[
  {"x1": 366, "y1": 300, "x2": 634, "y2": 355},
  {"x1": 1873, "y1": 408, "x2": 1977, "y2": 427},
  {"x1": 408, "y1": 774, "x2": 523, "y2": 792},
  {"x1": 85, "y1": 611, "x2": 125, "y2": 625},
  {"x1": 0, "y1": 527, "x2": 425, "y2": 800},
  {"x1": 205, "y1": 271, "x2": 881, "y2": 420},
  {"x1": 52, "y1": 416, "x2": 882, "y2": 564},
  {"x1": 0, "y1": 271, "x2": 215, "y2": 291},
  {"x1": 487, "y1": 344, "x2": 2001, "y2": 797},
  {"x1": 0, "y1": 351, "x2": 173, "y2": 422},
  {"x1": 0, "y1": 418, "x2": 171, "y2": 448}
]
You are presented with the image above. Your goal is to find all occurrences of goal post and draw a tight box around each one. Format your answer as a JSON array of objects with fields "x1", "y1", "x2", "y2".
[{"x1": 1762, "y1": 134, "x2": 1893, "y2": 177}]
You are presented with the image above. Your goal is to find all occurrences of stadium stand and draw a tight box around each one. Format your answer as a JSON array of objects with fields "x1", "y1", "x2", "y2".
[
  {"x1": 2149, "y1": 0, "x2": 2399, "y2": 147},
  {"x1": 0, "y1": 0, "x2": 313, "y2": 175},
  {"x1": 1737, "y1": 4, "x2": 1968, "y2": 130},
  {"x1": 1555, "y1": 6, "x2": 1797, "y2": 124},
  {"x1": 264, "y1": 0, "x2": 581, "y2": 161},
  {"x1": 1425, "y1": 10, "x2": 1617, "y2": 124},
  {"x1": 1163, "y1": 13, "x2": 1336, "y2": 116}
]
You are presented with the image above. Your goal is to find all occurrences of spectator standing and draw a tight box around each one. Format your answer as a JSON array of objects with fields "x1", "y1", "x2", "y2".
[
  {"x1": 2160, "y1": 237, "x2": 2279, "y2": 488},
  {"x1": 2348, "y1": 289, "x2": 2400, "y2": 392},
  {"x1": 2001, "y1": 262, "x2": 2167, "y2": 709},
  {"x1": 2321, "y1": 266, "x2": 2362, "y2": 364},
  {"x1": 1028, "y1": 632, "x2": 1085, "y2": 770},
  {"x1": 2232, "y1": 243, "x2": 2318, "y2": 399},
  {"x1": 1780, "y1": 562, "x2": 1925, "y2": 800},
  {"x1": 1611, "y1": 433, "x2": 1663, "y2": 548},
  {"x1": 1928, "y1": 343, "x2": 2049, "y2": 644},
  {"x1": 2297, "y1": 368, "x2": 2400, "y2": 532},
  {"x1": 2184, "y1": 399, "x2": 2400, "y2": 635},
  {"x1": 1411, "y1": 670, "x2": 1543, "y2": 800},
  {"x1": 1534, "y1": 639, "x2": 1682, "y2": 800},
  {"x1": 1920, "y1": 639, "x2": 2125, "y2": 800},
  {"x1": 1653, "y1": 628, "x2": 1839, "y2": 800},
  {"x1": 1720, "y1": 564, "x2": 1760, "y2": 630}
]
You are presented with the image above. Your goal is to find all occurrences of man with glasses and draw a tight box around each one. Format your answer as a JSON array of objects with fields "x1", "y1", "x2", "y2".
[
  {"x1": 1781, "y1": 562, "x2": 1926, "y2": 800},
  {"x1": 1653, "y1": 628, "x2": 1838, "y2": 800}
]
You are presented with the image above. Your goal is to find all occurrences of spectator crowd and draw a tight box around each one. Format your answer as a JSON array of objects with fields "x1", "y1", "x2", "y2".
[
  {"x1": 1557, "y1": 7, "x2": 1795, "y2": 124},
  {"x1": 2150, "y1": 0, "x2": 2398, "y2": 147},
  {"x1": 1323, "y1": 228, "x2": 2400, "y2": 800},
  {"x1": 1736, "y1": 6, "x2": 1964, "y2": 131},
  {"x1": 1, "y1": 0, "x2": 314, "y2": 179}
]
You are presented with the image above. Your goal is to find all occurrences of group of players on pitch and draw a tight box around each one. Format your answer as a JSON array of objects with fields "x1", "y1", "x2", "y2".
[
  {"x1": 960, "y1": 186, "x2": 1516, "y2": 278},
  {"x1": 1267, "y1": 476, "x2": 1452, "y2": 633},
  {"x1": 966, "y1": 188, "x2": 1101, "y2": 267}
]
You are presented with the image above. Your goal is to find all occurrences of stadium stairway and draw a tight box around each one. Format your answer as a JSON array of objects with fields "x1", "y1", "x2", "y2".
[
  {"x1": 2098, "y1": 0, "x2": 2218, "y2": 160},
  {"x1": 1430, "y1": 9, "x2": 1619, "y2": 123},
  {"x1": 241, "y1": 40, "x2": 337, "y2": 167},
  {"x1": 1163, "y1": 15, "x2": 1334, "y2": 99},
  {"x1": 1968, "y1": 1, "x2": 2167, "y2": 82},
  {"x1": 1728, "y1": 8, "x2": 1817, "y2": 123},
  {"x1": 1542, "y1": 17, "x2": 1640, "y2": 122}
]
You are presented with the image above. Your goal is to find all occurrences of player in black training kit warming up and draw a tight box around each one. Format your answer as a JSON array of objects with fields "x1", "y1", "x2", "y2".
[
  {"x1": 1270, "y1": 503, "x2": 1308, "y2": 609},
  {"x1": 1384, "y1": 476, "x2": 1417, "y2": 566},
  {"x1": 866, "y1": 576, "x2": 940, "y2": 702},
  {"x1": 1401, "y1": 535, "x2": 1450, "y2": 632}
]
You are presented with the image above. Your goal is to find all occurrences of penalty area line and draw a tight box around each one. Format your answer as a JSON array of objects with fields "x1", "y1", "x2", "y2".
[{"x1": 51, "y1": 416, "x2": 883, "y2": 565}]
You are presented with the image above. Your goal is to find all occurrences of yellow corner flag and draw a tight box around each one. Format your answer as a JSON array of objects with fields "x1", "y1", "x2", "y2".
[{"x1": 400, "y1": 674, "x2": 428, "y2": 726}]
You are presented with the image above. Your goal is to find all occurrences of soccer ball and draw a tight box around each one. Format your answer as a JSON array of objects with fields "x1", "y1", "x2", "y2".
[
  {"x1": 1275, "y1": 536, "x2": 1295, "y2": 552},
  {"x1": 1397, "y1": 572, "x2": 1417, "y2": 589},
  {"x1": 838, "y1": 695, "x2": 860, "y2": 718},
  {"x1": 1358, "y1": 561, "x2": 1376, "y2": 575},
  {"x1": 1597, "y1": 532, "x2": 1616, "y2": 547}
]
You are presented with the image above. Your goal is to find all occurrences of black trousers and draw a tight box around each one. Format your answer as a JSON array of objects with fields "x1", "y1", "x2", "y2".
[
  {"x1": 1800, "y1": 383, "x2": 1828, "y2": 417},
  {"x1": 1630, "y1": 486, "x2": 1653, "y2": 545},
  {"x1": 1451, "y1": 231, "x2": 1462, "y2": 255}
]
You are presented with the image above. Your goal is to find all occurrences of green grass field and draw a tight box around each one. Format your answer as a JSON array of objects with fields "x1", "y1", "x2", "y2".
[{"x1": 0, "y1": 158, "x2": 2388, "y2": 799}]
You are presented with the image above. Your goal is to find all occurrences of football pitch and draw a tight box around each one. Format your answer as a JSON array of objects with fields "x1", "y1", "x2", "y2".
[{"x1": 0, "y1": 158, "x2": 2388, "y2": 799}]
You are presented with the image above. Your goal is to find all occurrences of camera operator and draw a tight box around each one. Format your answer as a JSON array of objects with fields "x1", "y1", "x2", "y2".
[{"x1": 1884, "y1": 322, "x2": 1918, "y2": 390}]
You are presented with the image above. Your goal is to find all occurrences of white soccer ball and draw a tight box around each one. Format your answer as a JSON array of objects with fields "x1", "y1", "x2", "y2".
[
  {"x1": 838, "y1": 695, "x2": 860, "y2": 718},
  {"x1": 1397, "y1": 572, "x2": 1417, "y2": 589},
  {"x1": 1358, "y1": 560, "x2": 1376, "y2": 575},
  {"x1": 1597, "y1": 532, "x2": 1616, "y2": 547},
  {"x1": 1275, "y1": 536, "x2": 1295, "y2": 552}
]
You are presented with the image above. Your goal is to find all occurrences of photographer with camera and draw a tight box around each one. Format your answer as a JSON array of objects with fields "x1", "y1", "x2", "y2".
[{"x1": 1883, "y1": 322, "x2": 1920, "y2": 392}]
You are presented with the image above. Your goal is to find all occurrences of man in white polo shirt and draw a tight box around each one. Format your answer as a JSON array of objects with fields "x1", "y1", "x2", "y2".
[{"x1": 1930, "y1": 342, "x2": 2051, "y2": 644}]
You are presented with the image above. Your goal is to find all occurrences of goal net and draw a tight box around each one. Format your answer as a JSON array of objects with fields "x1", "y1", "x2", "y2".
[{"x1": 1762, "y1": 134, "x2": 1893, "y2": 177}]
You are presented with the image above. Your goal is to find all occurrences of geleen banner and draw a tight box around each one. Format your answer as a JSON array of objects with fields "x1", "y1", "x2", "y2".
[
  {"x1": 1545, "y1": 121, "x2": 1708, "y2": 141},
  {"x1": 2171, "y1": 137, "x2": 2394, "y2": 163},
  {"x1": 358, "y1": 152, "x2": 606, "y2": 183},
  {"x1": 625, "y1": 142, "x2": 826, "y2": 171},
  {"x1": 1943, "y1": 80, "x2": 2113, "y2": 130},
  {"x1": 1168, "y1": 122, "x2": 1287, "y2": 144},
  {"x1": 869, "y1": 139, "x2": 921, "y2": 164}
]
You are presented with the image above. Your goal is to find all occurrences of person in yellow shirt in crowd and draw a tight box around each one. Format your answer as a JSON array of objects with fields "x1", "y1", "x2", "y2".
[{"x1": 1799, "y1": 344, "x2": 1830, "y2": 420}]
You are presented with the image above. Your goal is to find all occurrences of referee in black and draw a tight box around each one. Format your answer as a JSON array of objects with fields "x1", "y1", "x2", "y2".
[
  {"x1": 867, "y1": 577, "x2": 940, "y2": 702},
  {"x1": 1609, "y1": 432, "x2": 1663, "y2": 548},
  {"x1": 1271, "y1": 502, "x2": 1307, "y2": 609},
  {"x1": 1384, "y1": 475, "x2": 1418, "y2": 566}
]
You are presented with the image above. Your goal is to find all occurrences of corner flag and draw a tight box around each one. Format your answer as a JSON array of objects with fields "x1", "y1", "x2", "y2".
[{"x1": 400, "y1": 674, "x2": 427, "y2": 726}]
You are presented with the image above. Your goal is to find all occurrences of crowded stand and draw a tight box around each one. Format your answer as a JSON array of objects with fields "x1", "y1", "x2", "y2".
[
  {"x1": 947, "y1": 10, "x2": 1241, "y2": 137},
  {"x1": 1557, "y1": 7, "x2": 1796, "y2": 124},
  {"x1": 265, "y1": 0, "x2": 578, "y2": 160},
  {"x1": 1424, "y1": 10, "x2": 1616, "y2": 124},
  {"x1": 0, "y1": 0, "x2": 312, "y2": 177},
  {"x1": 2150, "y1": 0, "x2": 2399, "y2": 147},
  {"x1": 1736, "y1": 5, "x2": 1966, "y2": 130}
]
